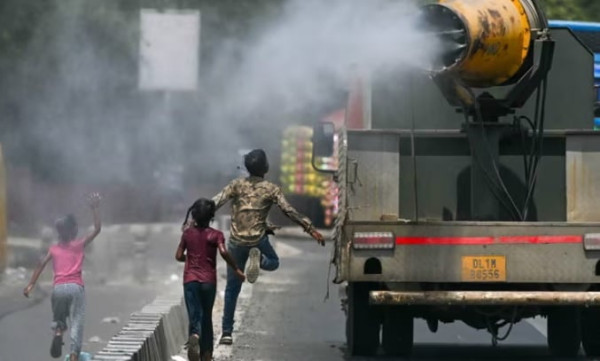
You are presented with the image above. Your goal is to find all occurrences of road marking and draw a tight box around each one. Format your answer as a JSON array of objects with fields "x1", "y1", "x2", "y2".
[
  {"x1": 275, "y1": 241, "x2": 303, "y2": 257},
  {"x1": 258, "y1": 286, "x2": 288, "y2": 293},
  {"x1": 213, "y1": 281, "x2": 254, "y2": 360},
  {"x1": 526, "y1": 318, "x2": 547, "y2": 338},
  {"x1": 255, "y1": 278, "x2": 299, "y2": 285}
]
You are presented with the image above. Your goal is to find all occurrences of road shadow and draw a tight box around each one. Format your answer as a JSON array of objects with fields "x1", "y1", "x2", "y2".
[{"x1": 340, "y1": 344, "x2": 588, "y2": 361}]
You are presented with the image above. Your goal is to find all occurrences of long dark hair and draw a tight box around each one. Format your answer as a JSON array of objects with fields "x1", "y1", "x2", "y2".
[{"x1": 183, "y1": 198, "x2": 216, "y2": 229}]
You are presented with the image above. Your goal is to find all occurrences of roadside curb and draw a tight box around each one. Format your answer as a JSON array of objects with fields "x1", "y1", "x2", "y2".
[{"x1": 91, "y1": 291, "x2": 187, "y2": 361}]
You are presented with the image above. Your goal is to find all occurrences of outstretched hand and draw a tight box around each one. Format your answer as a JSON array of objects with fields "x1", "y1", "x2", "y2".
[
  {"x1": 87, "y1": 192, "x2": 101, "y2": 209},
  {"x1": 310, "y1": 229, "x2": 325, "y2": 246}
]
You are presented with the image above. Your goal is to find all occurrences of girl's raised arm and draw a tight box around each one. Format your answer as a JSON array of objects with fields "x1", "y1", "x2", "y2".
[{"x1": 84, "y1": 193, "x2": 102, "y2": 247}]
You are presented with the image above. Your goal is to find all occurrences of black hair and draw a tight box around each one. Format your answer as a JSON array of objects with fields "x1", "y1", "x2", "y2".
[
  {"x1": 244, "y1": 149, "x2": 269, "y2": 177},
  {"x1": 55, "y1": 214, "x2": 78, "y2": 242},
  {"x1": 183, "y1": 198, "x2": 216, "y2": 229}
]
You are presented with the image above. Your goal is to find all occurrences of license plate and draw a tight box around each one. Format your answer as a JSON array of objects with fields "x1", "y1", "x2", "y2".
[{"x1": 461, "y1": 256, "x2": 506, "y2": 282}]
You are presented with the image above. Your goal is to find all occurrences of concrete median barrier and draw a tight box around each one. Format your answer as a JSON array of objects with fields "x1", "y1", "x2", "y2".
[{"x1": 92, "y1": 294, "x2": 187, "y2": 361}]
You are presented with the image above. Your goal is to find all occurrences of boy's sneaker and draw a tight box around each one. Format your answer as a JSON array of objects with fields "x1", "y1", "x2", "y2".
[
  {"x1": 50, "y1": 332, "x2": 63, "y2": 358},
  {"x1": 187, "y1": 335, "x2": 200, "y2": 361},
  {"x1": 219, "y1": 332, "x2": 233, "y2": 345},
  {"x1": 246, "y1": 247, "x2": 261, "y2": 284}
]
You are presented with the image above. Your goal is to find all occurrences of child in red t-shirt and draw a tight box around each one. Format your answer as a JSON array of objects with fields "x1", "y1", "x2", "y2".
[{"x1": 176, "y1": 198, "x2": 245, "y2": 361}]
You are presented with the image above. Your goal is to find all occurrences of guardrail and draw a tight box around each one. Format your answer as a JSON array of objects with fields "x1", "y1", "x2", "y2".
[{"x1": 92, "y1": 294, "x2": 187, "y2": 361}]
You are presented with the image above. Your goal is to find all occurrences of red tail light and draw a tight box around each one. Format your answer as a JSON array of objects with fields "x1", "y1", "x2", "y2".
[
  {"x1": 353, "y1": 232, "x2": 395, "y2": 250},
  {"x1": 584, "y1": 233, "x2": 600, "y2": 251}
]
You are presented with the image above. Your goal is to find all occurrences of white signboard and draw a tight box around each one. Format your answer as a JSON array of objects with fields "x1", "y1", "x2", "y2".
[{"x1": 138, "y1": 9, "x2": 200, "y2": 91}]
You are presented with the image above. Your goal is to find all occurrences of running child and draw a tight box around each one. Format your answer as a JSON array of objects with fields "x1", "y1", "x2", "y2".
[
  {"x1": 211, "y1": 149, "x2": 325, "y2": 345},
  {"x1": 176, "y1": 198, "x2": 245, "y2": 361},
  {"x1": 24, "y1": 193, "x2": 102, "y2": 361}
]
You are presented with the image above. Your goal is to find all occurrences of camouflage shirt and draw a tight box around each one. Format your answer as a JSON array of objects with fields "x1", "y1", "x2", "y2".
[{"x1": 213, "y1": 176, "x2": 315, "y2": 245}]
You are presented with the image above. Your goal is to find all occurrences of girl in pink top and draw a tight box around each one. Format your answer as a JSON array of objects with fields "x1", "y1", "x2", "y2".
[{"x1": 24, "y1": 193, "x2": 102, "y2": 361}]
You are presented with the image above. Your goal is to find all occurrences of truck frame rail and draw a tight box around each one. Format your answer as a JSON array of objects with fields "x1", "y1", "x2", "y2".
[{"x1": 370, "y1": 290, "x2": 600, "y2": 306}]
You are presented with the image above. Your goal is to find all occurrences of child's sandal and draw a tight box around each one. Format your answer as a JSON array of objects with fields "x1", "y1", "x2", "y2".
[{"x1": 50, "y1": 333, "x2": 64, "y2": 358}]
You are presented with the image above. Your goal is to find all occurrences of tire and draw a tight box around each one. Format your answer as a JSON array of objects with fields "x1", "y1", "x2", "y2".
[
  {"x1": 582, "y1": 307, "x2": 600, "y2": 357},
  {"x1": 547, "y1": 307, "x2": 581, "y2": 358},
  {"x1": 346, "y1": 282, "x2": 380, "y2": 356},
  {"x1": 382, "y1": 307, "x2": 414, "y2": 357}
]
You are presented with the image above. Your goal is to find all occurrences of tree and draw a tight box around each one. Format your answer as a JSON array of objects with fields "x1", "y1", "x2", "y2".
[{"x1": 540, "y1": 0, "x2": 600, "y2": 21}]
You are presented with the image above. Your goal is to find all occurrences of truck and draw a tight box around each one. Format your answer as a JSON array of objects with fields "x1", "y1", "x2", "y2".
[{"x1": 312, "y1": 0, "x2": 600, "y2": 358}]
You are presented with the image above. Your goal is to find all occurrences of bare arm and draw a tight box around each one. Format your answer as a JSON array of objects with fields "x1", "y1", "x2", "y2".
[
  {"x1": 24, "y1": 252, "x2": 51, "y2": 297},
  {"x1": 175, "y1": 246, "x2": 186, "y2": 262},
  {"x1": 274, "y1": 188, "x2": 325, "y2": 245},
  {"x1": 218, "y1": 242, "x2": 245, "y2": 282},
  {"x1": 175, "y1": 236, "x2": 186, "y2": 262},
  {"x1": 84, "y1": 193, "x2": 102, "y2": 247}
]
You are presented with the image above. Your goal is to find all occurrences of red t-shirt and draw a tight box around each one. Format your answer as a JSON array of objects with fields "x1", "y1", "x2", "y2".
[{"x1": 179, "y1": 227, "x2": 225, "y2": 284}]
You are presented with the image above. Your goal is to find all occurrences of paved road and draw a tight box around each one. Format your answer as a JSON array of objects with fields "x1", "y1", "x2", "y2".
[{"x1": 228, "y1": 239, "x2": 584, "y2": 361}]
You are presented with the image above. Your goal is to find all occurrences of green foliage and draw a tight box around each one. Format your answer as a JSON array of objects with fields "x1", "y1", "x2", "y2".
[{"x1": 539, "y1": 0, "x2": 600, "y2": 21}]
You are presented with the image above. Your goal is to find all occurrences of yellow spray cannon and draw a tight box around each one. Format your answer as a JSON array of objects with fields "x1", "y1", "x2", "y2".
[
  {"x1": 421, "y1": 0, "x2": 551, "y2": 113},
  {"x1": 420, "y1": 0, "x2": 553, "y2": 221}
]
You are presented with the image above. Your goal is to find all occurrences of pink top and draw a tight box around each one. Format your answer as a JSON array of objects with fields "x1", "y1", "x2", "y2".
[{"x1": 49, "y1": 238, "x2": 86, "y2": 286}]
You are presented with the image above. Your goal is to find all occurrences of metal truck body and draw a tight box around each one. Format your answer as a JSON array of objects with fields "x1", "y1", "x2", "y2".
[{"x1": 313, "y1": 0, "x2": 600, "y2": 357}]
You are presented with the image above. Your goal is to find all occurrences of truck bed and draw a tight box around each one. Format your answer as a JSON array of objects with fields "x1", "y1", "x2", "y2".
[{"x1": 340, "y1": 221, "x2": 600, "y2": 283}]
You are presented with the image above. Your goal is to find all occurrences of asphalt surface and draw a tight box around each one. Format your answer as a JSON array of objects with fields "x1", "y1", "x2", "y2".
[{"x1": 228, "y1": 239, "x2": 586, "y2": 361}]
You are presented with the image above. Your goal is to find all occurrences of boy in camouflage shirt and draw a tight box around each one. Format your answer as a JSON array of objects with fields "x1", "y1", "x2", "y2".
[{"x1": 212, "y1": 149, "x2": 324, "y2": 345}]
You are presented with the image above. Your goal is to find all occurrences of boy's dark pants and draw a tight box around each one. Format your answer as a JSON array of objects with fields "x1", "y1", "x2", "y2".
[{"x1": 222, "y1": 235, "x2": 279, "y2": 334}]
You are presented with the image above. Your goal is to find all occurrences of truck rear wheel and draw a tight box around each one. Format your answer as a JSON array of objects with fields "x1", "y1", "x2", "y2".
[
  {"x1": 582, "y1": 307, "x2": 600, "y2": 356},
  {"x1": 547, "y1": 307, "x2": 581, "y2": 358},
  {"x1": 346, "y1": 282, "x2": 380, "y2": 356},
  {"x1": 382, "y1": 307, "x2": 414, "y2": 357}
]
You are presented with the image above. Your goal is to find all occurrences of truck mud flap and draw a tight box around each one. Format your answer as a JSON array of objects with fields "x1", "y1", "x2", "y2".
[{"x1": 370, "y1": 291, "x2": 600, "y2": 306}]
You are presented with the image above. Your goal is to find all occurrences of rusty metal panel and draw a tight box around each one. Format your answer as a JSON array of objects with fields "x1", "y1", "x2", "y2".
[
  {"x1": 344, "y1": 221, "x2": 600, "y2": 283},
  {"x1": 567, "y1": 134, "x2": 600, "y2": 221},
  {"x1": 332, "y1": 129, "x2": 349, "y2": 283},
  {"x1": 346, "y1": 133, "x2": 399, "y2": 221},
  {"x1": 370, "y1": 291, "x2": 600, "y2": 306}
]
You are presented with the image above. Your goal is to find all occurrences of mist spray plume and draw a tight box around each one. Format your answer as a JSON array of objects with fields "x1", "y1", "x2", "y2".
[
  {"x1": 203, "y1": 0, "x2": 438, "y2": 127},
  {"x1": 5, "y1": 0, "x2": 438, "y2": 226}
]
